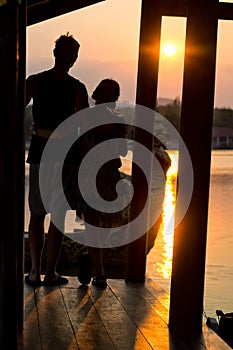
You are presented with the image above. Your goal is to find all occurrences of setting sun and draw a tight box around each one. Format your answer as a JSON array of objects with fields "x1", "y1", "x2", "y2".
[{"x1": 163, "y1": 43, "x2": 177, "y2": 57}]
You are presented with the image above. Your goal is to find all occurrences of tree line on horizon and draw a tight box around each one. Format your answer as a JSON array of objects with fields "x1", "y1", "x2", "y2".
[
  {"x1": 24, "y1": 100, "x2": 233, "y2": 144},
  {"x1": 156, "y1": 98, "x2": 233, "y2": 132}
]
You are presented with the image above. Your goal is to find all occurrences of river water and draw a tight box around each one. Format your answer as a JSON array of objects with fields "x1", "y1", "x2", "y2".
[
  {"x1": 146, "y1": 150, "x2": 233, "y2": 320},
  {"x1": 24, "y1": 149, "x2": 233, "y2": 320}
]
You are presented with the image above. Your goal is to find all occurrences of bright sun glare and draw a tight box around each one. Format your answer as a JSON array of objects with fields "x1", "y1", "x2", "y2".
[{"x1": 163, "y1": 43, "x2": 177, "y2": 57}]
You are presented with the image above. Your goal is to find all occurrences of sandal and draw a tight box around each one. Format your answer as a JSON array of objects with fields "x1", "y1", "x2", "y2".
[
  {"x1": 43, "y1": 275, "x2": 69, "y2": 286},
  {"x1": 77, "y1": 253, "x2": 92, "y2": 285},
  {"x1": 25, "y1": 274, "x2": 42, "y2": 288},
  {"x1": 92, "y1": 276, "x2": 107, "y2": 289}
]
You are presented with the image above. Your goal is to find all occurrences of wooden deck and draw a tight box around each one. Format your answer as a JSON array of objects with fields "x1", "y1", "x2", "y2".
[{"x1": 23, "y1": 277, "x2": 231, "y2": 350}]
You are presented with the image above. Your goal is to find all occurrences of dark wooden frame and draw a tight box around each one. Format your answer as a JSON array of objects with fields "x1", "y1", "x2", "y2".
[
  {"x1": 126, "y1": 0, "x2": 233, "y2": 334},
  {"x1": 0, "y1": 1, "x2": 26, "y2": 348},
  {"x1": 1, "y1": 0, "x2": 233, "y2": 347}
]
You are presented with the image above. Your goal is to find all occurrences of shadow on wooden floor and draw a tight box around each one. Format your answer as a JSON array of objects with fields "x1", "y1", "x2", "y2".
[{"x1": 23, "y1": 277, "x2": 231, "y2": 349}]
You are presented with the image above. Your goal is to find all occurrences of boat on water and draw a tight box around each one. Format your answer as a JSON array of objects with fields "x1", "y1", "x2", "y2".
[{"x1": 207, "y1": 310, "x2": 233, "y2": 348}]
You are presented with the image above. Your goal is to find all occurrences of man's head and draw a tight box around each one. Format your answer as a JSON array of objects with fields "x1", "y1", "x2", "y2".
[{"x1": 53, "y1": 34, "x2": 80, "y2": 70}]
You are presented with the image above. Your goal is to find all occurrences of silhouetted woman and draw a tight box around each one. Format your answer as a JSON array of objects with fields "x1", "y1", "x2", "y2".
[{"x1": 77, "y1": 79, "x2": 127, "y2": 288}]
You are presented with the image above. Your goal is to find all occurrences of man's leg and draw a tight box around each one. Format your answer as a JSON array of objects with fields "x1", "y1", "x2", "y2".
[
  {"x1": 44, "y1": 221, "x2": 64, "y2": 282},
  {"x1": 28, "y1": 212, "x2": 45, "y2": 282},
  {"x1": 43, "y1": 211, "x2": 68, "y2": 284}
]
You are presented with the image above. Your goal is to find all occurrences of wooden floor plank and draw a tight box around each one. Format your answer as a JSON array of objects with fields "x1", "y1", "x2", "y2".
[
  {"x1": 23, "y1": 277, "x2": 232, "y2": 350},
  {"x1": 89, "y1": 284, "x2": 153, "y2": 349},
  {"x1": 108, "y1": 280, "x2": 170, "y2": 350},
  {"x1": 202, "y1": 324, "x2": 232, "y2": 350},
  {"x1": 35, "y1": 285, "x2": 79, "y2": 350},
  {"x1": 60, "y1": 285, "x2": 115, "y2": 350},
  {"x1": 23, "y1": 285, "x2": 42, "y2": 350}
]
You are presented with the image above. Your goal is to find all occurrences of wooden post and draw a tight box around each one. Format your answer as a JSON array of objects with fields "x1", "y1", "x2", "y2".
[
  {"x1": 0, "y1": 0, "x2": 26, "y2": 347},
  {"x1": 126, "y1": 0, "x2": 161, "y2": 281},
  {"x1": 169, "y1": 0, "x2": 218, "y2": 332},
  {"x1": 17, "y1": 0, "x2": 26, "y2": 339}
]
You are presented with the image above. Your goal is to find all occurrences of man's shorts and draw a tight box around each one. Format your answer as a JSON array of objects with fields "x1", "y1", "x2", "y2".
[{"x1": 29, "y1": 162, "x2": 78, "y2": 215}]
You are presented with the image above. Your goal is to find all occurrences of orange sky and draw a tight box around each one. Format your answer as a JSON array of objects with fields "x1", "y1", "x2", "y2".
[{"x1": 26, "y1": 0, "x2": 233, "y2": 107}]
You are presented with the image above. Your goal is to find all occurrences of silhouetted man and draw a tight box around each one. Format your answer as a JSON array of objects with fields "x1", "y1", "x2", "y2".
[{"x1": 25, "y1": 34, "x2": 89, "y2": 286}]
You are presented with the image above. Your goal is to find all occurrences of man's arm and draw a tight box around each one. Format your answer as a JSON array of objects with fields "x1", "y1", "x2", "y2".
[
  {"x1": 75, "y1": 81, "x2": 89, "y2": 112},
  {"x1": 26, "y1": 75, "x2": 36, "y2": 106}
]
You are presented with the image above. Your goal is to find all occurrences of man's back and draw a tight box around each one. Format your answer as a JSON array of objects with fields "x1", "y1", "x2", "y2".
[{"x1": 32, "y1": 70, "x2": 78, "y2": 129}]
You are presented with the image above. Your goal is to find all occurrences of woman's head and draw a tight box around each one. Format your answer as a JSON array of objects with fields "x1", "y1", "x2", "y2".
[{"x1": 92, "y1": 79, "x2": 120, "y2": 104}]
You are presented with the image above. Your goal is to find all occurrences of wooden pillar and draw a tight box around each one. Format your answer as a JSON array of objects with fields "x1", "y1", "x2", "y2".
[
  {"x1": 17, "y1": 0, "x2": 26, "y2": 339},
  {"x1": 169, "y1": 0, "x2": 218, "y2": 332},
  {"x1": 126, "y1": 0, "x2": 161, "y2": 281},
  {"x1": 0, "y1": 0, "x2": 26, "y2": 348}
]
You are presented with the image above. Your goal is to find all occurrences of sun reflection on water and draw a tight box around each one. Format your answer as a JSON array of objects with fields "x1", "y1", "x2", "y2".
[
  {"x1": 121, "y1": 149, "x2": 179, "y2": 282},
  {"x1": 155, "y1": 151, "x2": 178, "y2": 280}
]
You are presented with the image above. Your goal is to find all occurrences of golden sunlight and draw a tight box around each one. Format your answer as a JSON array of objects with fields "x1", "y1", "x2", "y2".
[
  {"x1": 156, "y1": 151, "x2": 178, "y2": 279},
  {"x1": 163, "y1": 43, "x2": 177, "y2": 57}
]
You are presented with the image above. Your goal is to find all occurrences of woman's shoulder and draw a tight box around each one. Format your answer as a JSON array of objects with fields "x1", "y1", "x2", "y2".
[{"x1": 107, "y1": 108, "x2": 126, "y2": 124}]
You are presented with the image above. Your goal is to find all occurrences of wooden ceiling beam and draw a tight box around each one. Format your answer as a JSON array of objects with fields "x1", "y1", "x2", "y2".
[
  {"x1": 27, "y1": 0, "x2": 105, "y2": 26},
  {"x1": 218, "y1": 2, "x2": 233, "y2": 20},
  {"x1": 26, "y1": 0, "x2": 233, "y2": 27},
  {"x1": 139, "y1": 0, "x2": 233, "y2": 20}
]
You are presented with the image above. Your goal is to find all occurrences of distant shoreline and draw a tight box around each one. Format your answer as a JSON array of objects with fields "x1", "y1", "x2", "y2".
[{"x1": 24, "y1": 141, "x2": 233, "y2": 152}]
